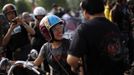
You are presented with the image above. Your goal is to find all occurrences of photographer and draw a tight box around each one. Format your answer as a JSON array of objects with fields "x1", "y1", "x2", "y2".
[{"x1": 2, "y1": 3, "x2": 35, "y2": 75}]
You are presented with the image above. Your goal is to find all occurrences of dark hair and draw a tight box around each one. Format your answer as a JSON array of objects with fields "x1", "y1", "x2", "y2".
[{"x1": 80, "y1": 0, "x2": 104, "y2": 15}]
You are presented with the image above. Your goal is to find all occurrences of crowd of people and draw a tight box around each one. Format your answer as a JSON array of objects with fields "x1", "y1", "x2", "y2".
[{"x1": 0, "y1": 0, "x2": 134, "y2": 75}]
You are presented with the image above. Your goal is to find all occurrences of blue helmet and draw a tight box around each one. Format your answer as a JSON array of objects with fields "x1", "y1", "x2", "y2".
[{"x1": 39, "y1": 14, "x2": 64, "y2": 42}]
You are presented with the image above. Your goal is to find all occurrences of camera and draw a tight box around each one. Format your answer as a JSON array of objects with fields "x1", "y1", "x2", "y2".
[{"x1": 11, "y1": 18, "x2": 17, "y2": 24}]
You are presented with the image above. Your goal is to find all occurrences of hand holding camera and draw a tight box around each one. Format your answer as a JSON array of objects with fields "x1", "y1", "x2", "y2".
[
  {"x1": 8, "y1": 17, "x2": 22, "y2": 30},
  {"x1": 11, "y1": 17, "x2": 23, "y2": 25}
]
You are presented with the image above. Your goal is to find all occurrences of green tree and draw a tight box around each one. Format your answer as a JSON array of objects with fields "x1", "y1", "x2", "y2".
[
  {"x1": 36, "y1": 0, "x2": 68, "y2": 11},
  {"x1": 66, "y1": 0, "x2": 81, "y2": 11},
  {"x1": 15, "y1": 0, "x2": 32, "y2": 14},
  {"x1": 0, "y1": 0, "x2": 15, "y2": 12}
]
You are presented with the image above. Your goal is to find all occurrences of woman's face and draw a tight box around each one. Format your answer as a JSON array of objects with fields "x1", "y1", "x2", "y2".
[
  {"x1": 52, "y1": 24, "x2": 64, "y2": 40},
  {"x1": 6, "y1": 11, "x2": 16, "y2": 22}
]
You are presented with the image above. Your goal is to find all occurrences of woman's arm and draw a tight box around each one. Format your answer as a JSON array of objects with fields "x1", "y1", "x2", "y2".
[{"x1": 33, "y1": 55, "x2": 44, "y2": 66}]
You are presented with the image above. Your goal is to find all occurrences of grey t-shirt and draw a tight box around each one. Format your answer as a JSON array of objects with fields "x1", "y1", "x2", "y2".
[{"x1": 38, "y1": 39, "x2": 74, "y2": 75}]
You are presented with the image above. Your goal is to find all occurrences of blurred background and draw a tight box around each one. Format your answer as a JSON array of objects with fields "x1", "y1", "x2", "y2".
[{"x1": 0, "y1": 0, "x2": 81, "y2": 14}]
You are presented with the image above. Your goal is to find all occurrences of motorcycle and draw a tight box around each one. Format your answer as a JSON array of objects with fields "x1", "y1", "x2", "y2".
[
  {"x1": 0, "y1": 49, "x2": 47, "y2": 75},
  {"x1": 124, "y1": 62, "x2": 134, "y2": 75}
]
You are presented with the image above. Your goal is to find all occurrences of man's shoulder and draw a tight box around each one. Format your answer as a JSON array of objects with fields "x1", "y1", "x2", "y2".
[
  {"x1": 82, "y1": 17, "x2": 107, "y2": 25},
  {"x1": 62, "y1": 38, "x2": 70, "y2": 45},
  {"x1": 77, "y1": 22, "x2": 91, "y2": 29}
]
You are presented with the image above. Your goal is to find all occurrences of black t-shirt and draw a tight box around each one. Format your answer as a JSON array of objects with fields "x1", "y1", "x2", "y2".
[
  {"x1": 5, "y1": 25, "x2": 31, "y2": 60},
  {"x1": 68, "y1": 17, "x2": 129, "y2": 75},
  {"x1": 7, "y1": 25, "x2": 30, "y2": 50}
]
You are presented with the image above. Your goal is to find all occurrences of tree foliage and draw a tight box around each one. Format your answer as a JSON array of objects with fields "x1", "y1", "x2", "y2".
[
  {"x1": 0, "y1": 0, "x2": 80, "y2": 14},
  {"x1": 66, "y1": 0, "x2": 81, "y2": 11},
  {"x1": 36, "y1": 0, "x2": 68, "y2": 11},
  {"x1": 0, "y1": 0, "x2": 15, "y2": 12},
  {"x1": 15, "y1": 0, "x2": 32, "y2": 14}
]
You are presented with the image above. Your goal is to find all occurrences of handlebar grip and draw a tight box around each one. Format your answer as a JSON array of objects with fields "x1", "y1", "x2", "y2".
[{"x1": 31, "y1": 67, "x2": 40, "y2": 75}]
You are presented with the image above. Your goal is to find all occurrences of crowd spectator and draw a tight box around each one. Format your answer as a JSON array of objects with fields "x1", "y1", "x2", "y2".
[
  {"x1": 33, "y1": 14, "x2": 77, "y2": 75},
  {"x1": 2, "y1": 3, "x2": 35, "y2": 75},
  {"x1": 31, "y1": 6, "x2": 50, "y2": 72},
  {"x1": 67, "y1": 0, "x2": 129, "y2": 75},
  {"x1": 110, "y1": 0, "x2": 134, "y2": 64}
]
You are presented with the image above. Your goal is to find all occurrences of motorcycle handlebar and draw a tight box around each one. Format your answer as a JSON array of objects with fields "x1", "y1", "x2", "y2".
[
  {"x1": 7, "y1": 61, "x2": 40, "y2": 75},
  {"x1": 0, "y1": 57, "x2": 11, "y2": 71}
]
